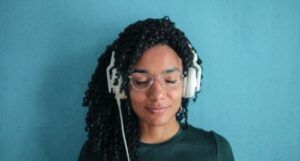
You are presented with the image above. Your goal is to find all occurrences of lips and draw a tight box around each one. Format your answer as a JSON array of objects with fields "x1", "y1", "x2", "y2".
[{"x1": 146, "y1": 106, "x2": 169, "y2": 114}]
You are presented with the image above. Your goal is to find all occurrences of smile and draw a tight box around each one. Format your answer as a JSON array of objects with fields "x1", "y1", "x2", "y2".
[{"x1": 146, "y1": 106, "x2": 169, "y2": 114}]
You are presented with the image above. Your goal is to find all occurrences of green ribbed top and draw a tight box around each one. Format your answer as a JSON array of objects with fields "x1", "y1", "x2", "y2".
[
  {"x1": 137, "y1": 125, "x2": 234, "y2": 161},
  {"x1": 78, "y1": 125, "x2": 234, "y2": 161}
]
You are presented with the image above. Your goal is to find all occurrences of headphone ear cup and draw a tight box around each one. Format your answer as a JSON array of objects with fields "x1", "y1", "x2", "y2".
[
  {"x1": 106, "y1": 51, "x2": 127, "y2": 99},
  {"x1": 196, "y1": 66, "x2": 202, "y2": 92},
  {"x1": 115, "y1": 77, "x2": 127, "y2": 99},
  {"x1": 187, "y1": 67, "x2": 197, "y2": 97},
  {"x1": 182, "y1": 68, "x2": 197, "y2": 98},
  {"x1": 182, "y1": 77, "x2": 188, "y2": 98}
]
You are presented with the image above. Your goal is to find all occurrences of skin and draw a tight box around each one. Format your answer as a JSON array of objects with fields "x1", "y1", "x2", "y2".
[{"x1": 129, "y1": 44, "x2": 183, "y2": 144}]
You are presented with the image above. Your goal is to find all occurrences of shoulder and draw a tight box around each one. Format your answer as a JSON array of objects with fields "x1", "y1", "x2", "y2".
[
  {"x1": 183, "y1": 125, "x2": 216, "y2": 144},
  {"x1": 210, "y1": 130, "x2": 235, "y2": 161},
  {"x1": 184, "y1": 125, "x2": 235, "y2": 161},
  {"x1": 77, "y1": 141, "x2": 99, "y2": 161}
]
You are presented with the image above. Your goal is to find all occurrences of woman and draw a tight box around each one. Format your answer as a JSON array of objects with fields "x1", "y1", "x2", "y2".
[{"x1": 78, "y1": 17, "x2": 234, "y2": 161}]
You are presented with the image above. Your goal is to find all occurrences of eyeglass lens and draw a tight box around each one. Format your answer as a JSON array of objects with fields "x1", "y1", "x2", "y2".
[{"x1": 130, "y1": 70, "x2": 182, "y2": 91}]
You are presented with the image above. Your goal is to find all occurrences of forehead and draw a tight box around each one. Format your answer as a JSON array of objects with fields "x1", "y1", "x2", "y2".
[{"x1": 133, "y1": 45, "x2": 183, "y2": 74}]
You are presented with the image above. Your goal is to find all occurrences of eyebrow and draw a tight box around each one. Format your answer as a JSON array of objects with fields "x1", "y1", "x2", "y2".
[
  {"x1": 165, "y1": 68, "x2": 180, "y2": 73},
  {"x1": 131, "y1": 67, "x2": 181, "y2": 74},
  {"x1": 131, "y1": 69, "x2": 148, "y2": 74}
]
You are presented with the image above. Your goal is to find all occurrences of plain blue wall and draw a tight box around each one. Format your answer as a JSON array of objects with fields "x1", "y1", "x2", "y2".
[{"x1": 1, "y1": 0, "x2": 299, "y2": 161}]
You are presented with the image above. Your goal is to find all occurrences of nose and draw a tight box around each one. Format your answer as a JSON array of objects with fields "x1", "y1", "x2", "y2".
[{"x1": 148, "y1": 78, "x2": 166, "y2": 101}]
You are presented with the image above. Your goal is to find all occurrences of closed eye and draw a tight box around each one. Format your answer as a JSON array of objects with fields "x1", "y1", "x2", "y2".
[
  {"x1": 165, "y1": 80, "x2": 177, "y2": 84},
  {"x1": 135, "y1": 80, "x2": 149, "y2": 85}
]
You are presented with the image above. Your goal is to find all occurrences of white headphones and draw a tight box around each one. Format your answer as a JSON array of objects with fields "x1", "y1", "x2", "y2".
[
  {"x1": 182, "y1": 44, "x2": 202, "y2": 98},
  {"x1": 106, "y1": 51, "x2": 127, "y2": 101},
  {"x1": 106, "y1": 45, "x2": 202, "y2": 101},
  {"x1": 106, "y1": 51, "x2": 130, "y2": 161},
  {"x1": 105, "y1": 45, "x2": 202, "y2": 161}
]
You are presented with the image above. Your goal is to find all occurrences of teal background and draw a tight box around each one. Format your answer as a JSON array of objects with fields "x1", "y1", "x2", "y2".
[{"x1": 1, "y1": 0, "x2": 299, "y2": 161}]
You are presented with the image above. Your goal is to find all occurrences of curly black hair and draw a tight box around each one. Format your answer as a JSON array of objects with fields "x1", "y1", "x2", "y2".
[{"x1": 82, "y1": 17, "x2": 202, "y2": 161}]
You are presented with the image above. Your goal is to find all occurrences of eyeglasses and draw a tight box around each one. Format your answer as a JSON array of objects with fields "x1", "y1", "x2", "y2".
[{"x1": 129, "y1": 69, "x2": 183, "y2": 91}]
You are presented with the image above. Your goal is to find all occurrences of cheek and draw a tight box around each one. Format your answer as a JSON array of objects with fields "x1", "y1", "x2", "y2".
[
  {"x1": 129, "y1": 88, "x2": 146, "y2": 110},
  {"x1": 170, "y1": 88, "x2": 183, "y2": 106},
  {"x1": 170, "y1": 84, "x2": 183, "y2": 98}
]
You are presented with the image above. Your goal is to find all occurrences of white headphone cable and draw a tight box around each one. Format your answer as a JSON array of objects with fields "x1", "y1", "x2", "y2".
[{"x1": 116, "y1": 98, "x2": 131, "y2": 161}]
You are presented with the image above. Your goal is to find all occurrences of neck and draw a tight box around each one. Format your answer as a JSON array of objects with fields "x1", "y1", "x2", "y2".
[{"x1": 139, "y1": 120, "x2": 180, "y2": 144}]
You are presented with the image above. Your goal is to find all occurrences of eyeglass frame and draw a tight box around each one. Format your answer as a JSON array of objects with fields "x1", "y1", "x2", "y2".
[{"x1": 128, "y1": 68, "x2": 184, "y2": 91}]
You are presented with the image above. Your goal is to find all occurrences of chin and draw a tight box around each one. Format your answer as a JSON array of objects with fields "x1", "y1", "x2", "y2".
[{"x1": 143, "y1": 115, "x2": 177, "y2": 127}]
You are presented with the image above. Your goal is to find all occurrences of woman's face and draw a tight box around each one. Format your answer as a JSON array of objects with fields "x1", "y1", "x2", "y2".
[{"x1": 129, "y1": 45, "x2": 183, "y2": 128}]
